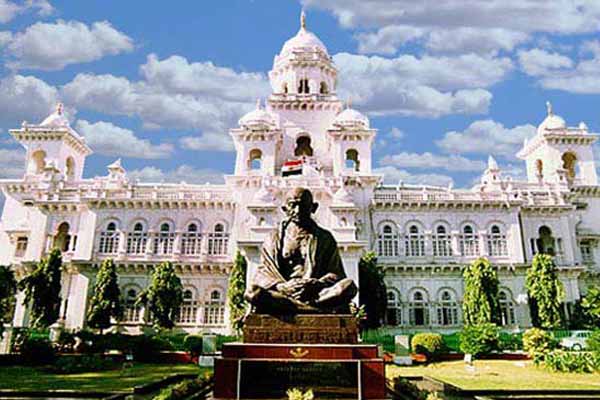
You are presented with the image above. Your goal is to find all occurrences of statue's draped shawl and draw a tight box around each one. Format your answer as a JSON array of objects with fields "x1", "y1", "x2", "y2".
[{"x1": 251, "y1": 221, "x2": 346, "y2": 290}]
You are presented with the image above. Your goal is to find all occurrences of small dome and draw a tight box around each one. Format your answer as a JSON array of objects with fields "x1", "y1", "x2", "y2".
[
  {"x1": 538, "y1": 101, "x2": 566, "y2": 134},
  {"x1": 280, "y1": 11, "x2": 328, "y2": 57},
  {"x1": 333, "y1": 107, "x2": 369, "y2": 129},
  {"x1": 40, "y1": 103, "x2": 69, "y2": 128},
  {"x1": 239, "y1": 100, "x2": 276, "y2": 128}
]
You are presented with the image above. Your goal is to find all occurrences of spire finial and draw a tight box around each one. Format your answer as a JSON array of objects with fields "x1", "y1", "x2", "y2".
[
  {"x1": 546, "y1": 100, "x2": 553, "y2": 116},
  {"x1": 301, "y1": 9, "x2": 306, "y2": 30},
  {"x1": 56, "y1": 102, "x2": 64, "y2": 115}
]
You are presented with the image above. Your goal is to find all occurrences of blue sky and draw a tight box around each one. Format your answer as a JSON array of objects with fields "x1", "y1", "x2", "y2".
[{"x1": 1, "y1": 0, "x2": 600, "y2": 189}]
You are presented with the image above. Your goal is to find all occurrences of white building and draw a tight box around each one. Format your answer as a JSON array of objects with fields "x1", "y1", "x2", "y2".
[{"x1": 1, "y1": 13, "x2": 599, "y2": 336}]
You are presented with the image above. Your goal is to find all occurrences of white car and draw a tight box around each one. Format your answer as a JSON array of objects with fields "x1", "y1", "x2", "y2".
[{"x1": 559, "y1": 331, "x2": 591, "y2": 351}]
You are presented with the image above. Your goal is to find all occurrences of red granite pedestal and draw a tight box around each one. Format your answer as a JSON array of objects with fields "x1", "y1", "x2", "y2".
[{"x1": 214, "y1": 315, "x2": 386, "y2": 400}]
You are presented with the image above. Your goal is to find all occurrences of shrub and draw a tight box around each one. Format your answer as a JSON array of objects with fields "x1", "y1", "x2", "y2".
[
  {"x1": 587, "y1": 330, "x2": 600, "y2": 352},
  {"x1": 498, "y1": 332, "x2": 523, "y2": 352},
  {"x1": 411, "y1": 333, "x2": 444, "y2": 359},
  {"x1": 361, "y1": 329, "x2": 395, "y2": 353},
  {"x1": 51, "y1": 354, "x2": 116, "y2": 374},
  {"x1": 459, "y1": 323, "x2": 500, "y2": 357},
  {"x1": 392, "y1": 378, "x2": 428, "y2": 400},
  {"x1": 541, "y1": 350, "x2": 600, "y2": 373},
  {"x1": 183, "y1": 334, "x2": 203, "y2": 357},
  {"x1": 522, "y1": 328, "x2": 557, "y2": 359},
  {"x1": 153, "y1": 372, "x2": 213, "y2": 400},
  {"x1": 20, "y1": 336, "x2": 55, "y2": 365}
]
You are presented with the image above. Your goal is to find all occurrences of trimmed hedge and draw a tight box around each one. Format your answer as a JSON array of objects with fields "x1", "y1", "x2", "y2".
[
  {"x1": 411, "y1": 333, "x2": 444, "y2": 359},
  {"x1": 587, "y1": 330, "x2": 600, "y2": 352},
  {"x1": 183, "y1": 335, "x2": 203, "y2": 357},
  {"x1": 153, "y1": 372, "x2": 213, "y2": 400}
]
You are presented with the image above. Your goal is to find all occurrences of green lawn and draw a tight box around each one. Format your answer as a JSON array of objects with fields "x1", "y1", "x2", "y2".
[
  {"x1": 388, "y1": 360, "x2": 600, "y2": 391},
  {"x1": 0, "y1": 363, "x2": 207, "y2": 393}
]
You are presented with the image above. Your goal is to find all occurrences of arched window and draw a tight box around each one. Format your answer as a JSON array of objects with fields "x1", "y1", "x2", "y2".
[
  {"x1": 345, "y1": 149, "x2": 360, "y2": 172},
  {"x1": 182, "y1": 223, "x2": 202, "y2": 256},
  {"x1": 377, "y1": 224, "x2": 398, "y2": 257},
  {"x1": 460, "y1": 224, "x2": 479, "y2": 256},
  {"x1": 562, "y1": 152, "x2": 578, "y2": 183},
  {"x1": 499, "y1": 290, "x2": 516, "y2": 326},
  {"x1": 298, "y1": 78, "x2": 309, "y2": 94},
  {"x1": 294, "y1": 136, "x2": 313, "y2": 157},
  {"x1": 433, "y1": 225, "x2": 452, "y2": 257},
  {"x1": 282, "y1": 82, "x2": 288, "y2": 94},
  {"x1": 487, "y1": 225, "x2": 508, "y2": 256},
  {"x1": 248, "y1": 149, "x2": 262, "y2": 171},
  {"x1": 154, "y1": 222, "x2": 174, "y2": 255},
  {"x1": 31, "y1": 150, "x2": 46, "y2": 174},
  {"x1": 386, "y1": 291, "x2": 402, "y2": 326},
  {"x1": 437, "y1": 290, "x2": 458, "y2": 326},
  {"x1": 204, "y1": 289, "x2": 225, "y2": 325},
  {"x1": 126, "y1": 222, "x2": 148, "y2": 255},
  {"x1": 53, "y1": 222, "x2": 71, "y2": 252},
  {"x1": 208, "y1": 223, "x2": 229, "y2": 256},
  {"x1": 536, "y1": 225, "x2": 556, "y2": 256},
  {"x1": 320, "y1": 81, "x2": 328, "y2": 94},
  {"x1": 15, "y1": 236, "x2": 28, "y2": 257},
  {"x1": 123, "y1": 288, "x2": 141, "y2": 323},
  {"x1": 65, "y1": 157, "x2": 75, "y2": 181},
  {"x1": 177, "y1": 289, "x2": 198, "y2": 324},
  {"x1": 409, "y1": 290, "x2": 429, "y2": 326},
  {"x1": 536, "y1": 159, "x2": 543, "y2": 178},
  {"x1": 99, "y1": 221, "x2": 120, "y2": 254},
  {"x1": 405, "y1": 225, "x2": 425, "y2": 257}
]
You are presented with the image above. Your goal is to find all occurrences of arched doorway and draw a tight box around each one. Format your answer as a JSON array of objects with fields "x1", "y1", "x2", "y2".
[
  {"x1": 294, "y1": 136, "x2": 313, "y2": 157},
  {"x1": 562, "y1": 152, "x2": 577, "y2": 183},
  {"x1": 53, "y1": 222, "x2": 71, "y2": 252}
]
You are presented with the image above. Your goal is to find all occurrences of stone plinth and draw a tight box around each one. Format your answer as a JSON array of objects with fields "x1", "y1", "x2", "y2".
[
  {"x1": 214, "y1": 343, "x2": 386, "y2": 400},
  {"x1": 243, "y1": 314, "x2": 359, "y2": 344}
]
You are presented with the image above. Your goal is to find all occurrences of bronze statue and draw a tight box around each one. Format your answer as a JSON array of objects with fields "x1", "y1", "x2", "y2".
[{"x1": 245, "y1": 187, "x2": 357, "y2": 315}]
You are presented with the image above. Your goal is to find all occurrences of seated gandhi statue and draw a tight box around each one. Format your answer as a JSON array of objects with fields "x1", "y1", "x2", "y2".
[{"x1": 245, "y1": 187, "x2": 358, "y2": 315}]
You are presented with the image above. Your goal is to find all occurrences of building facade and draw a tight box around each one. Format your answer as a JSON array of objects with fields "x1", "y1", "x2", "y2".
[{"x1": 1, "y1": 13, "x2": 599, "y2": 336}]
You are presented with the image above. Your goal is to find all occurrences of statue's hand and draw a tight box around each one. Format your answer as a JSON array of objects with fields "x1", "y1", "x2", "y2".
[
  {"x1": 319, "y1": 273, "x2": 338, "y2": 284},
  {"x1": 275, "y1": 278, "x2": 305, "y2": 295},
  {"x1": 292, "y1": 278, "x2": 323, "y2": 301}
]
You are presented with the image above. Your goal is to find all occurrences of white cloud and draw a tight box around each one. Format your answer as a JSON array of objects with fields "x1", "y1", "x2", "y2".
[
  {"x1": 389, "y1": 127, "x2": 404, "y2": 140},
  {"x1": 436, "y1": 120, "x2": 536, "y2": 158},
  {"x1": 425, "y1": 28, "x2": 528, "y2": 55},
  {"x1": 0, "y1": 147, "x2": 24, "y2": 178},
  {"x1": 334, "y1": 52, "x2": 510, "y2": 117},
  {"x1": 355, "y1": 25, "x2": 424, "y2": 55},
  {"x1": 6, "y1": 20, "x2": 133, "y2": 70},
  {"x1": 517, "y1": 48, "x2": 573, "y2": 76},
  {"x1": 61, "y1": 54, "x2": 270, "y2": 149},
  {"x1": 75, "y1": 120, "x2": 174, "y2": 159},
  {"x1": 140, "y1": 54, "x2": 268, "y2": 102},
  {"x1": 0, "y1": 0, "x2": 52, "y2": 23},
  {"x1": 519, "y1": 41, "x2": 600, "y2": 94},
  {"x1": 0, "y1": 74, "x2": 59, "y2": 127},
  {"x1": 127, "y1": 165, "x2": 226, "y2": 185},
  {"x1": 380, "y1": 152, "x2": 485, "y2": 172},
  {"x1": 302, "y1": 1, "x2": 600, "y2": 55},
  {"x1": 375, "y1": 165, "x2": 454, "y2": 187}
]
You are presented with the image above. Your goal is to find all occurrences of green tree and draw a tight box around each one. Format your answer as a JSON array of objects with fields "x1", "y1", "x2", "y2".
[
  {"x1": 138, "y1": 261, "x2": 183, "y2": 330},
  {"x1": 358, "y1": 251, "x2": 387, "y2": 329},
  {"x1": 462, "y1": 258, "x2": 501, "y2": 325},
  {"x1": 228, "y1": 251, "x2": 247, "y2": 333},
  {"x1": 0, "y1": 265, "x2": 17, "y2": 337},
  {"x1": 526, "y1": 253, "x2": 565, "y2": 328},
  {"x1": 581, "y1": 285, "x2": 600, "y2": 327},
  {"x1": 87, "y1": 258, "x2": 123, "y2": 333},
  {"x1": 18, "y1": 248, "x2": 62, "y2": 328}
]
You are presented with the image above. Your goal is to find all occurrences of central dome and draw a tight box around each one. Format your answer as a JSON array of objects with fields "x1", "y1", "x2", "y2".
[
  {"x1": 280, "y1": 11, "x2": 328, "y2": 56},
  {"x1": 537, "y1": 101, "x2": 566, "y2": 134}
]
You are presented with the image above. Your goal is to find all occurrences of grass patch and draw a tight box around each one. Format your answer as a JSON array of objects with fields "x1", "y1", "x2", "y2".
[
  {"x1": 0, "y1": 363, "x2": 206, "y2": 392},
  {"x1": 388, "y1": 360, "x2": 600, "y2": 390}
]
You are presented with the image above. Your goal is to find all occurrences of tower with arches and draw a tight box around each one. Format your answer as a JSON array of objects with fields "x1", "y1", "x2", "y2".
[{"x1": 518, "y1": 102, "x2": 598, "y2": 186}]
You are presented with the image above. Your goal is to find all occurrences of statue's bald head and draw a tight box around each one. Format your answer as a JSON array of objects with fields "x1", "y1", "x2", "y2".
[{"x1": 283, "y1": 187, "x2": 318, "y2": 225}]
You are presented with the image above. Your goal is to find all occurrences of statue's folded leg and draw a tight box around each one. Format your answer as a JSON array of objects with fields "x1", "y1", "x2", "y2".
[
  {"x1": 245, "y1": 284, "x2": 321, "y2": 314},
  {"x1": 314, "y1": 278, "x2": 358, "y2": 311}
]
